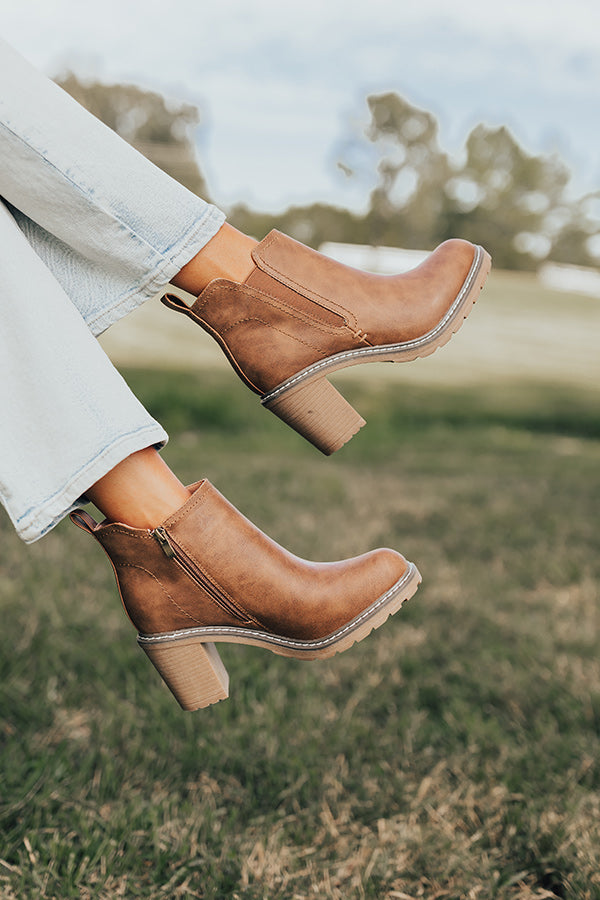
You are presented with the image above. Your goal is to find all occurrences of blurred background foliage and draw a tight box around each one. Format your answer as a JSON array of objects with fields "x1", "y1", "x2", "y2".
[
  {"x1": 57, "y1": 72, "x2": 211, "y2": 202},
  {"x1": 57, "y1": 73, "x2": 600, "y2": 271}
]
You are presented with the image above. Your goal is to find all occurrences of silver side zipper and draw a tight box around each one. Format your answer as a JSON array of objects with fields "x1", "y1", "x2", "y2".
[
  {"x1": 153, "y1": 526, "x2": 175, "y2": 558},
  {"x1": 151, "y1": 525, "x2": 250, "y2": 623}
]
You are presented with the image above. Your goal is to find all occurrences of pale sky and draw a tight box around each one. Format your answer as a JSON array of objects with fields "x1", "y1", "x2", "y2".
[{"x1": 2, "y1": 0, "x2": 599, "y2": 212}]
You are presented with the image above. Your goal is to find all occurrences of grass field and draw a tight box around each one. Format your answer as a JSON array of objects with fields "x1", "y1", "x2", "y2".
[{"x1": 1, "y1": 271, "x2": 600, "y2": 898}]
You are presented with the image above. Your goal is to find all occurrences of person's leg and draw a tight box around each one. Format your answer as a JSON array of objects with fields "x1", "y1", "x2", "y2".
[
  {"x1": 0, "y1": 199, "x2": 167, "y2": 542},
  {"x1": 171, "y1": 223, "x2": 257, "y2": 293},
  {"x1": 85, "y1": 447, "x2": 191, "y2": 529},
  {"x1": 0, "y1": 40, "x2": 426, "y2": 711},
  {"x1": 0, "y1": 36, "x2": 228, "y2": 335},
  {"x1": 0, "y1": 37, "x2": 490, "y2": 460},
  {"x1": 0, "y1": 195, "x2": 421, "y2": 714}
]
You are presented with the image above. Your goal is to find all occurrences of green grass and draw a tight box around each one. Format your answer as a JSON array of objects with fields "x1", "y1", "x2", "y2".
[{"x1": 1, "y1": 367, "x2": 599, "y2": 899}]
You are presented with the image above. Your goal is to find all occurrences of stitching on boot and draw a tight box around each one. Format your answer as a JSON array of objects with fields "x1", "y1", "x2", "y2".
[
  {"x1": 117, "y1": 563, "x2": 206, "y2": 625},
  {"x1": 263, "y1": 262, "x2": 358, "y2": 329},
  {"x1": 253, "y1": 291, "x2": 346, "y2": 333},
  {"x1": 166, "y1": 483, "x2": 211, "y2": 527},
  {"x1": 218, "y1": 316, "x2": 343, "y2": 356},
  {"x1": 162, "y1": 487, "x2": 269, "y2": 626},
  {"x1": 139, "y1": 563, "x2": 419, "y2": 649},
  {"x1": 101, "y1": 527, "x2": 155, "y2": 540},
  {"x1": 199, "y1": 281, "x2": 349, "y2": 336},
  {"x1": 220, "y1": 310, "x2": 344, "y2": 339},
  {"x1": 254, "y1": 233, "x2": 360, "y2": 330},
  {"x1": 169, "y1": 536, "x2": 261, "y2": 628}
]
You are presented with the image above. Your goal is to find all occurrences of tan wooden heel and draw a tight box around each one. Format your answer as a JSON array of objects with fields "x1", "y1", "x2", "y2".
[
  {"x1": 262, "y1": 377, "x2": 366, "y2": 455},
  {"x1": 139, "y1": 637, "x2": 229, "y2": 711}
]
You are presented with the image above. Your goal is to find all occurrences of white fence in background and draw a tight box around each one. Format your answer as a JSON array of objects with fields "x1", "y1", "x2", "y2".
[
  {"x1": 319, "y1": 242, "x2": 429, "y2": 275},
  {"x1": 539, "y1": 262, "x2": 600, "y2": 299},
  {"x1": 321, "y1": 242, "x2": 600, "y2": 300}
]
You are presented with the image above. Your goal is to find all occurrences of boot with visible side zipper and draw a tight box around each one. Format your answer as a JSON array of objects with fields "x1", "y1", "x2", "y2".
[
  {"x1": 162, "y1": 231, "x2": 491, "y2": 454},
  {"x1": 71, "y1": 479, "x2": 421, "y2": 711}
]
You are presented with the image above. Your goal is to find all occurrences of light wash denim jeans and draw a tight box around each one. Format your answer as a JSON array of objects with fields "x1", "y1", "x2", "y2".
[{"x1": 0, "y1": 38, "x2": 226, "y2": 542}]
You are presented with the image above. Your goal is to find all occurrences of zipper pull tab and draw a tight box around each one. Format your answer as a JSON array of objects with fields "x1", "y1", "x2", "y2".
[{"x1": 153, "y1": 526, "x2": 175, "y2": 558}]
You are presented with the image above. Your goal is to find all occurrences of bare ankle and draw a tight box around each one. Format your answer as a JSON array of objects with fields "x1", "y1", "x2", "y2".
[
  {"x1": 86, "y1": 448, "x2": 191, "y2": 529},
  {"x1": 172, "y1": 223, "x2": 257, "y2": 295}
]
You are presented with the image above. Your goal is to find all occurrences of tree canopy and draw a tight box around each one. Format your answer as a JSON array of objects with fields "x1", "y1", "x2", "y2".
[
  {"x1": 55, "y1": 74, "x2": 599, "y2": 270},
  {"x1": 56, "y1": 72, "x2": 210, "y2": 201}
]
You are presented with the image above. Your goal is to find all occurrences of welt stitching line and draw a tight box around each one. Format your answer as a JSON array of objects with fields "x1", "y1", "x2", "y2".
[
  {"x1": 141, "y1": 565, "x2": 416, "y2": 647},
  {"x1": 263, "y1": 249, "x2": 483, "y2": 402}
]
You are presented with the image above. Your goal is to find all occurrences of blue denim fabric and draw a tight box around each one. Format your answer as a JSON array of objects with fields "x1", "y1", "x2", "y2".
[{"x1": 0, "y1": 38, "x2": 225, "y2": 541}]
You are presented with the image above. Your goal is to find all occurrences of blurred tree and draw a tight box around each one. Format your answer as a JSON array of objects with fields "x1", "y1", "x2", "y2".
[
  {"x1": 229, "y1": 201, "x2": 370, "y2": 248},
  {"x1": 361, "y1": 92, "x2": 452, "y2": 249},
  {"x1": 330, "y1": 91, "x2": 598, "y2": 269},
  {"x1": 549, "y1": 191, "x2": 600, "y2": 268},
  {"x1": 440, "y1": 124, "x2": 572, "y2": 269},
  {"x1": 64, "y1": 68, "x2": 594, "y2": 272},
  {"x1": 55, "y1": 72, "x2": 210, "y2": 200}
]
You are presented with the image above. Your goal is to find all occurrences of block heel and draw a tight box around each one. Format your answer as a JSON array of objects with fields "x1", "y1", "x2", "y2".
[
  {"x1": 262, "y1": 376, "x2": 366, "y2": 455},
  {"x1": 139, "y1": 636, "x2": 229, "y2": 711}
]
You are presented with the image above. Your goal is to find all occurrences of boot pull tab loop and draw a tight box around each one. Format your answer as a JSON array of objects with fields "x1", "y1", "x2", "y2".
[
  {"x1": 160, "y1": 292, "x2": 194, "y2": 315},
  {"x1": 69, "y1": 508, "x2": 98, "y2": 534}
]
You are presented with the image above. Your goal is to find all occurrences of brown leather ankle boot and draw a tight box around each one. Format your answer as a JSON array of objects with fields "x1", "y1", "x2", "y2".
[
  {"x1": 162, "y1": 231, "x2": 491, "y2": 454},
  {"x1": 71, "y1": 480, "x2": 420, "y2": 711}
]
